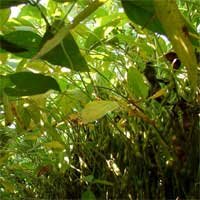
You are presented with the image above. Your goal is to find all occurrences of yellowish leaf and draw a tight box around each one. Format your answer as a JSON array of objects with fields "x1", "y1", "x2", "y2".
[
  {"x1": 81, "y1": 100, "x2": 119, "y2": 124},
  {"x1": 149, "y1": 88, "x2": 166, "y2": 99},
  {"x1": 44, "y1": 141, "x2": 65, "y2": 150},
  {"x1": 154, "y1": 0, "x2": 198, "y2": 95},
  {"x1": 0, "y1": 178, "x2": 15, "y2": 193}
]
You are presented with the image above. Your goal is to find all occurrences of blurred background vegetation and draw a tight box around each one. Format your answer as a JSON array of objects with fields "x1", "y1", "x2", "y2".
[{"x1": 0, "y1": 0, "x2": 199, "y2": 199}]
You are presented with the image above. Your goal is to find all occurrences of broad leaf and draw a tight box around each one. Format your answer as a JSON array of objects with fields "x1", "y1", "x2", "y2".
[
  {"x1": 33, "y1": 0, "x2": 107, "y2": 59},
  {"x1": 18, "y1": 4, "x2": 45, "y2": 19},
  {"x1": 81, "y1": 100, "x2": 119, "y2": 123},
  {"x1": 43, "y1": 141, "x2": 65, "y2": 150},
  {"x1": 4, "y1": 72, "x2": 60, "y2": 96},
  {"x1": 154, "y1": 0, "x2": 198, "y2": 95},
  {"x1": 121, "y1": 0, "x2": 199, "y2": 46},
  {"x1": 41, "y1": 28, "x2": 89, "y2": 71},
  {"x1": 0, "y1": 8, "x2": 10, "y2": 26},
  {"x1": 0, "y1": 31, "x2": 42, "y2": 57},
  {"x1": 121, "y1": 0, "x2": 165, "y2": 34},
  {"x1": 0, "y1": 35, "x2": 28, "y2": 53},
  {"x1": 127, "y1": 67, "x2": 149, "y2": 99}
]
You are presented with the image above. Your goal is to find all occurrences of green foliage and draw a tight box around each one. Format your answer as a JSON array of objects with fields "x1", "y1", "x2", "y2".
[
  {"x1": 0, "y1": 31, "x2": 42, "y2": 57},
  {"x1": 0, "y1": 8, "x2": 11, "y2": 26},
  {"x1": 0, "y1": 0, "x2": 28, "y2": 9},
  {"x1": 81, "y1": 100, "x2": 119, "y2": 123},
  {"x1": 127, "y1": 67, "x2": 149, "y2": 99},
  {"x1": 0, "y1": 0, "x2": 199, "y2": 199},
  {"x1": 121, "y1": 0, "x2": 165, "y2": 34},
  {"x1": 41, "y1": 28, "x2": 89, "y2": 71},
  {"x1": 4, "y1": 72, "x2": 60, "y2": 96},
  {"x1": 81, "y1": 189, "x2": 96, "y2": 200},
  {"x1": 121, "y1": 0, "x2": 199, "y2": 96},
  {"x1": 154, "y1": 0, "x2": 198, "y2": 95}
]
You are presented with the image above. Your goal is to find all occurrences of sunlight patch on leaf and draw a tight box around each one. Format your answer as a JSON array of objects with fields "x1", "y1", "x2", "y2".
[
  {"x1": 81, "y1": 100, "x2": 119, "y2": 124},
  {"x1": 43, "y1": 141, "x2": 65, "y2": 150}
]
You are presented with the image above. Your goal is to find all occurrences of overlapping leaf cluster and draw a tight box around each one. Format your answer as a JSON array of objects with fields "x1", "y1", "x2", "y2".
[{"x1": 0, "y1": 0, "x2": 199, "y2": 199}]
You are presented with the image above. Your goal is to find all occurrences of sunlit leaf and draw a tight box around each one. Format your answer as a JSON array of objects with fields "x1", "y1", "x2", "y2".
[
  {"x1": 121, "y1": 0, "x2": 199, "y2": 46},
  {"x1": 154, "y1": 0, "x2": 198, "y2": 95},
  {"x1": 81, "y1": 100, "x2": 119, "y2": 123},
  {"x1": 0, "y1": 53, "x2": 8, "y2": 64},
  {"x1": 26, "y1": 60, "x2": 51, "y2": 73},
  {"x1": 0, "y1": 8, "x2": 10, "y2": 26},
  {"x1": 149, "y1": 88, "x2": 167, "y2": 99},
  {"x1": 33, "y1": 0, "x2": 107, "y2": 59},
  {"x1": 24, "y1": 134, "x2": 39, "y2": 141},
  {"x1": 44, "y1": 141, "x2": 65, "y2": 150},
  {"x1": 85, "y1": 15, "x2": 121, "y2": 50},
  {"x1": 18, "y1": 5, "x2": 44, "y2": 19}
]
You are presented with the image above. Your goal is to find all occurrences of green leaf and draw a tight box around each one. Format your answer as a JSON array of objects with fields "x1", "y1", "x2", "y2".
[
  {"x1": 33, "y1": 0, "x2": 107, "y2": 60},
  {"x1": 81, "y1": 189, "x2": 96, "y2": 200},
  {"x1": 154, "y1": 0, "x2": 198, "y2": 95},
  {"x1": 121, "y1": 0, "x2": 199, "y2": 47},
  {"x1": 0, "y1": 35, "x2": 28, "y2": 53},
  {"x1": 0, "y1": 0, "x2": 28, "y2": 9},
  {"x1": 44, "y1": 141, "x2": 65, "y2": 150},
  {"x1": 18, "y1": 5, "x2": 44, "y2": 19},
  {"x1": 41, "y1": 29, "x2": 89, "y2": 72},
  {"x1": 5, "y1": 72, "x2": 60, "y2": 96},
  {"x1": 81, "y1": 100, "x2": 119, "y2": 123},
  {"x1": 0, "y1": 8, "x2": 11, "y2": 26},
  {"x1": 127, "y1": 67, "x2": 149, "y2": 99},
  {"x1": 121, "y1": 0, "x2": 165, "y2": 34},
  {"x1": 58, "y1": 89, "x2": 90, "y2": 115},
  {"x1": 0, "y1": 31, "x2": 42, "y2": 57}
]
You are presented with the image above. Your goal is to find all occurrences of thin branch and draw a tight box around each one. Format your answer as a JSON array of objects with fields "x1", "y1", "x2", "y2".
[{"x1": 33, "y1": 0, "x2": 108, "y2": 59}]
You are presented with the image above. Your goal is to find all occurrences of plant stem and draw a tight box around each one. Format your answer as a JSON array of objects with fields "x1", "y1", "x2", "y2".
[{"x1": 33, "y1": 0, "x2": 108, "y2": 59}]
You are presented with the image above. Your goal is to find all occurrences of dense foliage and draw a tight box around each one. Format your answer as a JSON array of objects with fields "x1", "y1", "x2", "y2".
[{"x1": 0, "y1": 0, "x2": 199, "y2": 199}]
